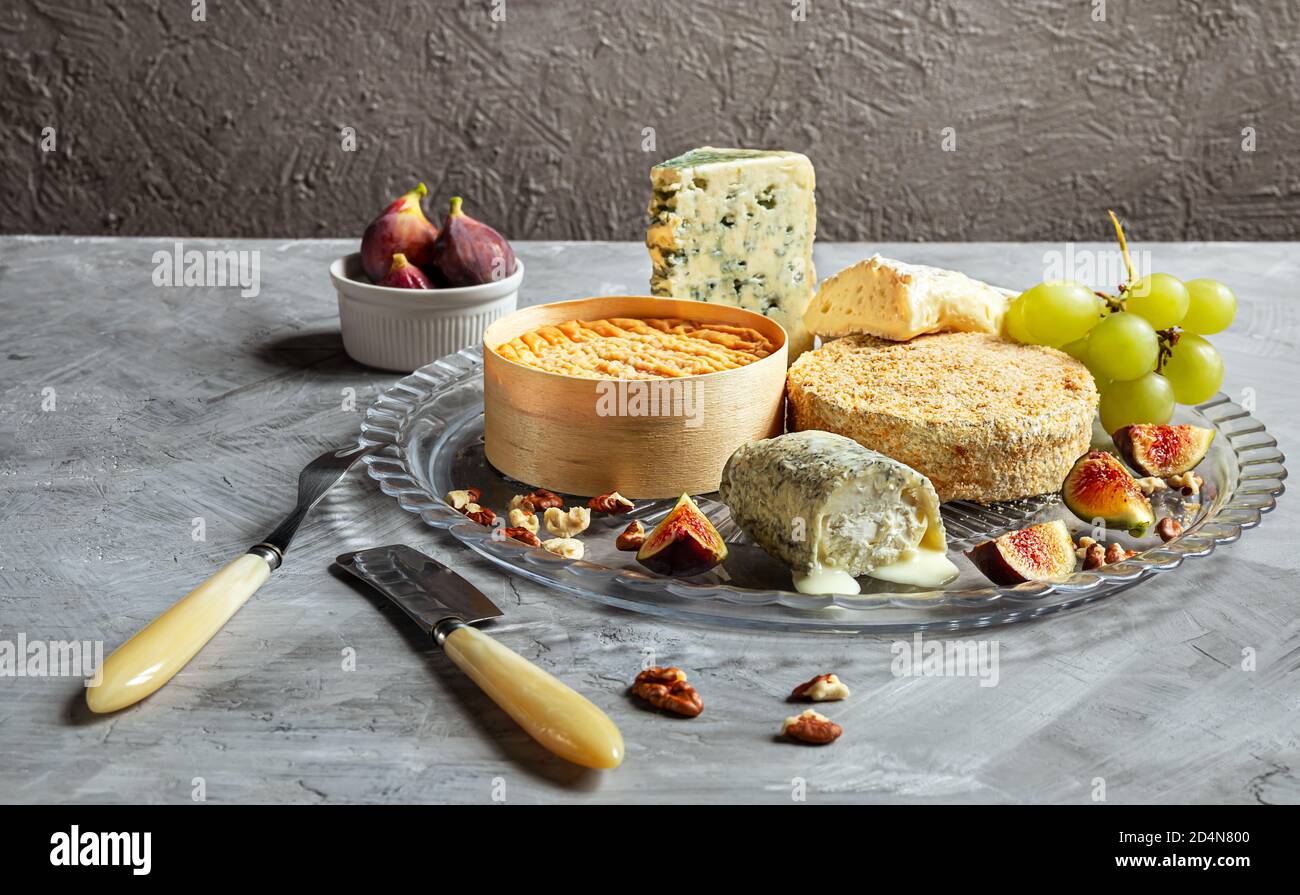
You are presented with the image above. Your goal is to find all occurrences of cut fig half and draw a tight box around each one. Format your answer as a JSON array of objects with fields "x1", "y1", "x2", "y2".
[
  {"x1": 966, "y1": 520, "x2": 1077, "y2": 585},
  {"x1": 636, "y1": 493, "x2": 727, "y2": 577},
  {"x1": 1112, "y1": 424, "x2": 1214, "y2": 477},
  {"x1": 1061, "y1": 451, "x2": 1155, "y2": 537}
]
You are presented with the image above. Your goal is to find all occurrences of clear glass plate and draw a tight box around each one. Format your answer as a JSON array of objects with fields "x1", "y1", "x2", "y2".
[{"x1": 360, "y1": 346, "x2": 1286, "y2": 633}]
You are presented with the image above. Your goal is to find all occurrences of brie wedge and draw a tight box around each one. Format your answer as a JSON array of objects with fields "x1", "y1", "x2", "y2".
[
  {"x1": 803, "y1": 255, "x2": 1012, "y2": 342},
  {"x1": 718, "y1": 430, "x2": 958, "y2": 595}
]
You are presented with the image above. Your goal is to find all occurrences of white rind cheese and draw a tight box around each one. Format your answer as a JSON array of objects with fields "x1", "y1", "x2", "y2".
[
  {"x1": 648, "y1": 147, "x2": 817, "y2": 358},
  {"x1": 718, "y1": 430, "x2": 958, "y2": 594},
  {"x1": 803, "y1": 254, "x2": 1012, "y2": 342}
]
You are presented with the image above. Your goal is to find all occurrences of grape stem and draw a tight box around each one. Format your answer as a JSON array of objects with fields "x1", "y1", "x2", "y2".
[
  {"x1": 1155, "y1": 327, "x2": 1181, "y2": 373},
  {"x1": 1108, "y1": 209, "x2": 1135, "y2": 286},
  {"x1": 1094, "y1": 210, "x2": 1135, "y2": 314}
]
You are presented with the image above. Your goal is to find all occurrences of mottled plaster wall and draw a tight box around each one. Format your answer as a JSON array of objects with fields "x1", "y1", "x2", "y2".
[{"x1": 2, "y1": 0, "x2": 1297, "y2": 241}]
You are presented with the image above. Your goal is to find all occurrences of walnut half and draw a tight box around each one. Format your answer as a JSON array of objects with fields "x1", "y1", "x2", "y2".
[
  {"x1": 544, "y1": 506, "x2": 590, "y2": 538},
  {"x1": 541, "y1": 537, "x2": 584, "y2": 560},
  {"x1": 791, "y1": 673, "x2": 850, "y2": 702},
  {"x1": 781, "y1": 709, "x2": 843, "y2": 745}
]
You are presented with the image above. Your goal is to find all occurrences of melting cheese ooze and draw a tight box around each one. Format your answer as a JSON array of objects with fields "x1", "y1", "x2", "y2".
[{"x1": 791, "y1": 483, "x2": 958, "y2": 595}]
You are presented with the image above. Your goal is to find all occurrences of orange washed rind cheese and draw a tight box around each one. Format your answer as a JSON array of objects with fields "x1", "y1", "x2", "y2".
[{"x1": 493, "y1": 317, "x2": 776, "y2": 380}]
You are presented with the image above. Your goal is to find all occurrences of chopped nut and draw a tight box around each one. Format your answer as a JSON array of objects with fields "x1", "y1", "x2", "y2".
[
  {"x1": 541, "y1": 537, "x2": 584, "y2": 560},
  {"x1": 1167, "y1": 472, "x2": 1203, "y2": 496},
  {"x1": 781, "y1": 709, "x2": 842, "y2": 745},
  {"x1": 507, "y1": 507, "x2": 539, "y2": 534},
  {"x1": 588, "y1": 491, "x2": 635, "y2": 514},
  {"x1": 631, "y1": 666, "x2": 703, "y2": 717},
  {"x1": 504, "y1": 526, "x2": 541, "y2": 547},
  {"x1": 1104, "y1": 542, "x2": 1133, "y2": 564},
  {"x1": 544, "y1": 505, "x2": 590, "y2": 538},
  {"x1": 1156, "y1": 516, "x2": 1183, "y2": 542},
  {"x1": 511, "y1": 489, "x2": 564, "y2": 513},
  {"x1": 463, "y1": 506, "x2": 496, "y2": 526},
  {"x1": 1083, "y1": 542, "x2": 1106, "y2": 569},
  {"x1": 791, "y1": 673, "x2": 850, "y2": 702},
  {"x1": 445, "y1": 488, "x2": 482, "y2": 511},
  {"x1": 1134, "y1": 476, "x2": 1168, "y2": 496},
  {"x1": 615, "y1": 519, "x2": 646, "y2": 551}
]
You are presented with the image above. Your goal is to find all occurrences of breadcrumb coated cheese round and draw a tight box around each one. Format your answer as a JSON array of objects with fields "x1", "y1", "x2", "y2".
[{"x1": 786, "y1": 333, "x2": 1098, "y2": 503}]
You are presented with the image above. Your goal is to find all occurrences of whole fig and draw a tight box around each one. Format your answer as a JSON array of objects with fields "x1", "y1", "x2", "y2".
[
  {"x1": 377, "y1": 253, "x2": 432, "y2": 290},
  {"x1": 360, "y1": 183, "x2": 439, "y2": 283},
  {"x1": 427, "y1": 196, "x2": 517, "y2": 287}
]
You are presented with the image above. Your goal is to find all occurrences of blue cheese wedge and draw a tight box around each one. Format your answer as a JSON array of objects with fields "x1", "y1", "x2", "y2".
[
  {"x1": 718, "y1": 430, "x2": 958, "y2": 594},
  {"x1": 647, "y1": 147, "x2": 817, "y2": 357},
  {"x1": 803, "y1": 255, "x2": 1012, "y2": 342}
]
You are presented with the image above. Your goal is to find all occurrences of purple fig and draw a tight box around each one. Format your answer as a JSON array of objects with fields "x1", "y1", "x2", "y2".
[
  {"x1": 360, "y1": 183, "x2": 439, "y2": 283},
  {"x1": 377, "y1": 253, "x2": 432, "y2": 289},
  {"x1": 427, "y1": 196, "x2": 517, "y2": 287}
]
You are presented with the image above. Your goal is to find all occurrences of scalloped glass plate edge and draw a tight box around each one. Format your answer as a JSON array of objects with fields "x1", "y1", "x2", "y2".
[{"x1": 360, "y1": 348, "x2": 1286, "y2": 634}]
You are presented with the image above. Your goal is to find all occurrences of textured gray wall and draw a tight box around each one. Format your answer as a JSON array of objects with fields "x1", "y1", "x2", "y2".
[{"x1": 3, "y1": 0, "x2": 1297, "y2": 241}]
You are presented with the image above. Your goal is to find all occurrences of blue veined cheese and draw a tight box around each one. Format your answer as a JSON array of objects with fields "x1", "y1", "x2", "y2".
[
  {"x1": 647, "y1": 147, "x2": 816, "y2": 358},
  {"x1": 718, "y1": 431, "x2": 958, "y2": 595}
]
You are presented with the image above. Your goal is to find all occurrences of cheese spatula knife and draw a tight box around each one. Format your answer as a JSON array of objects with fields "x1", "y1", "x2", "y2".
[
  {"x1": 335, "y1": 544, "x2": 624, "y2": 770},
  {"x1": 87, "y1": 443, "x2": 376, "y2": 714}
]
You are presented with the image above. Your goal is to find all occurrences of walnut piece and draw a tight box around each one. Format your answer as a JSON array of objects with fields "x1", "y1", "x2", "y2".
[
  {"x1": 1156, "y1": 516, "x2": 1184, "y2": 542},
  {"x1": 544, "y1": 505, "x2": 590, "y2": 538},
  {"x1": 541, "y1": 537, "x2": 584, "y2": 560},
  {"x1": 445, "y1": 488, "x2": 482, "y2": 511},
  {"x1": 504, "y1": 526, "x2": 541, "y2": 547},
  {"x1": 1078, "y1": 538, "x2": 1135, "y2": 568},
  {"x1": 1104, "y1": 542, "x2": 1132, "y2": 564},
  {"x1": 791, "y1": 673, "x2": 850, "y2": 702},
  {"x1": 1083, "y1": 542, "x2": 1106, "y2": 569},
  {"x1": 1167, "y1": 471, "x2": 1203, "y2": 496},
  {"x1": 588, "y1": 491, "x2": 635, "y2": 514},
  {"x1": 1133, "y1": 476, "x2": 1168, "y2": 496},
  {"x1": 631, "y1": 666, "x2": 703, "y2": 717},
  {"x1": 510, "y1": 489, "x2": 564, "y2": 513},
  {"x1": 781, "y1": 709, "x2": 843, "y2": 745},
  {"x1": 507, "y1": 507, "x2": 539, "y2": 534},
  {"x1": 463, "y1": 505, "x2": 496, "y2": 526},
  {"x1": 615, "y1": 519, "x2": 646, "y2": 551}
]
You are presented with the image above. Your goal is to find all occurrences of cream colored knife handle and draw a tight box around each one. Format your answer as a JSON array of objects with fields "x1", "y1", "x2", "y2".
[
  {"x1": 86, "y1": 553, "x2": 273, "y2": 714},
  {"x1": 440, "y1": 624, "x2": 624, "y2": 769}
]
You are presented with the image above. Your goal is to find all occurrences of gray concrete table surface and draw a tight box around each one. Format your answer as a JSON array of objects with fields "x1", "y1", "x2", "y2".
[{"x1": 1, "y1": 236, "x2": 1296, "y2": 805}]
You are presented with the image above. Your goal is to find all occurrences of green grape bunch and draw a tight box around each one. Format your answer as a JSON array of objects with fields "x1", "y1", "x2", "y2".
[{"x1": 1006, "y1": 211, "x2": 1236, "y2": 431}]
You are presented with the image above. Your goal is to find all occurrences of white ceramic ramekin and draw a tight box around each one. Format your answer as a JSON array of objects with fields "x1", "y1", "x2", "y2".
[{"x1": 330, "y1": 253, "x2": 523, "y2": 371}]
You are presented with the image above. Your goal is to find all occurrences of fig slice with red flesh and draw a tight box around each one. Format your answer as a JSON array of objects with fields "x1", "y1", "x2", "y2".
[
  {"x1": 1061, "y1": 450, "x2": 1155, "y2": 537},
  {"x1": 636, "y1": 493, "x2": 728, "y2": 577},
  {"x1": 1112, "y1": 424, "x2": 1214, "y2": 477},
  {"x1": 966, "y1": 520, "x2": 1077, "y2": 585}
]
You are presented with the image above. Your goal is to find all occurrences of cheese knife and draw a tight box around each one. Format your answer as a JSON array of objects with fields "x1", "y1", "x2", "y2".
[
  {"x1": 86, "y1": 443, "x2": 376, "y2": 714},
  {"x1": 335, "y1": 544, "x2": 624, "y2": 770}
]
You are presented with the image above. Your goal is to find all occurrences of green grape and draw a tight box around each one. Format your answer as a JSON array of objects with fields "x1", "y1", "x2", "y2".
[
  {"x1": 1004, "y1": 295, "x2": 1034, "y2": 344},
  {"x1": 1125, "y1": 273, "x2": 1190, "y2": 329},
  {"x1": 1086, "y1": 312, "x2": 1158, "y2": 381},
  {"x1": 1099, "y1": 373, "x2": 1175, "y2": 432},
  {"x1": 1162, "y1": 333, "x2": 1224, "y2": 404},
  {"x1": 1061, "y1": 336, "x2": 1091, "y2": 362},
  {"x1": 1182, "y1": 278, "x2": 1237, "y2": 334},
  {"x1": 1020, "y1": 280, "x2": 1103, "y2": 346}
]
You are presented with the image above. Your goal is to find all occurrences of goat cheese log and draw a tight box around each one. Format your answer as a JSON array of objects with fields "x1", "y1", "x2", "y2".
[{"x1": 718, "y1": 431, "x2": 958, "y2": 595}]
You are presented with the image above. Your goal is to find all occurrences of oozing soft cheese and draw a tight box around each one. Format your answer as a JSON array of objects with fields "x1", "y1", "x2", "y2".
[
  {"x1": 803, "y1": 255, "x2": 1011, "y2": 342},
  {"x1": 718, "y1": 430, "x2": 958, "y2": 595},
  {"x1": 647, "y1": 147, "x2": 817, "y2": 357}
]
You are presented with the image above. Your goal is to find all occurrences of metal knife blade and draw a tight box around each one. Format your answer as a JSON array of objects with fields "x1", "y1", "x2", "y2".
[{"x1": 335, "y1": 544, "x2": 504, "y2": 634}]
